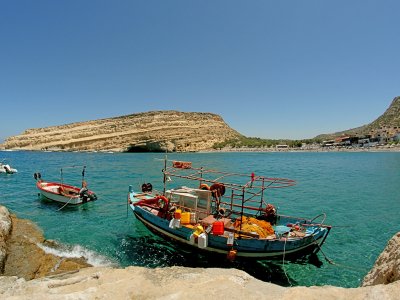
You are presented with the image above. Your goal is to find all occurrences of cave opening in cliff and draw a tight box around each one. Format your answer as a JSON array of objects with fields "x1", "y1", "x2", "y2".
[{"x1": 126, "y1": 145, "x2": 164, "y2": 153}]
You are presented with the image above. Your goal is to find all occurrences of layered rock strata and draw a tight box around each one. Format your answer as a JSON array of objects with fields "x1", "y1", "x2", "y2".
[{"x1": 1, "y1": 111, "x2": 242, "y2": 152}]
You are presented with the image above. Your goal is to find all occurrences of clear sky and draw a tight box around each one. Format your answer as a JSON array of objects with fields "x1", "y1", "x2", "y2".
[{"x1": 1, "y1": 0, "x2": 399, "y2": 143}]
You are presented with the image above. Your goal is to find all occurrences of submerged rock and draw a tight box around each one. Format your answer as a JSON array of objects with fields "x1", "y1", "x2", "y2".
[{"x1": 0, "y1": 206, "x2": 91, "y2": 280}]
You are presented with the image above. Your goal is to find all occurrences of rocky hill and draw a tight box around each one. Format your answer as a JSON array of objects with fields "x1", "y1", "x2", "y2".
[
  {"x1": 316, "y1": 96, "x2": 400, "y2": 140},
  {"x1": 0, "y1": 111, "x2": 242, "y2": 152}
]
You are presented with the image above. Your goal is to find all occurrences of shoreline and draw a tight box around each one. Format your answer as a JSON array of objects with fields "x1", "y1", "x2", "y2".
[
  {"x1": 1, "y1": 144, "x2": 400, "y2": 154},
  {"x1": 201, "y1": 145, "x2": 400, "y2": 153}
]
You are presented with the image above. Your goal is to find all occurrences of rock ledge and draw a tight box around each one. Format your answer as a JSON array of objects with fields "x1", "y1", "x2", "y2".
[{"x1": 1, "y1": 205, "x2": 400, "y2": 299}]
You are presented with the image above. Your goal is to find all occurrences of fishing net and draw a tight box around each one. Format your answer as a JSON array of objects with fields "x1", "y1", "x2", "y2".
[{"x1": 233, "y1": 216, "x2": 275, "y2": 238}]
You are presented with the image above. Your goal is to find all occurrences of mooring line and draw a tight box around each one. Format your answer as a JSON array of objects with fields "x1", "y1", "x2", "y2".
[
  {"x1": 282, "y1": 237, "x2": 293, "y2": 287},
  {"x1": 312, "y1": 235, "x2": 365, "y2": 272}
]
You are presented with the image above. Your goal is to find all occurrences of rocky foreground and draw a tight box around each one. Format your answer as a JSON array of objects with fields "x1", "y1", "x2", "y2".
[
  {"x1": 1, "y1": 111, "x2": 241, "y2": 152},
  {"x1": 1, "y1": 205, "x2": 399, "y2": 299}
]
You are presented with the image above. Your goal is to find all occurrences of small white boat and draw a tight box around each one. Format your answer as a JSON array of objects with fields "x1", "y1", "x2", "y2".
[
  {"x1": 0, "y1": 160, "x2": 18, "y2": 174},
  {"x1": 34, "y1": 166, "x2": 97, "y2": 205}
]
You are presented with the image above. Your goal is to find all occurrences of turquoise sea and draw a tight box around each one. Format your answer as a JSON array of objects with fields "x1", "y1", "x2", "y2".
[{"x1": 1, "y1": 150, "x2": 399, "y2": 288}]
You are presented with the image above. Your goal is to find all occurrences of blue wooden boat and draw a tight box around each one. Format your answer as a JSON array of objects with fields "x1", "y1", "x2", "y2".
[{"x1": 128, "y1": 158, "x2": 331, "y2": 260}]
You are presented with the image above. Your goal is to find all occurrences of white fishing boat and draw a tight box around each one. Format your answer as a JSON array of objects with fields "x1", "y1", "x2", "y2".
[
  {"x1": 34, "y1": 166, "x2": 97, "y2": 205},
  {"x1": 0, "y1": 159, "x2": 18, "y2": 174}
]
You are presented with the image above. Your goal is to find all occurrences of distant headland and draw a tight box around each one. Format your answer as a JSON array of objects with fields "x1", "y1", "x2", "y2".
[
  {"x1": 1, "y1": 97, "x2": 399, "y2": 152},
  {"x1": 0, "y1": 111, "x2": 241, "y2": 152}
]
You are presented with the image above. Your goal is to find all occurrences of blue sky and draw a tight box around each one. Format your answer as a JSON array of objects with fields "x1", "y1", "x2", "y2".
[{"x1": 1, "y1": 0, "x2": 399, "y2": 143}]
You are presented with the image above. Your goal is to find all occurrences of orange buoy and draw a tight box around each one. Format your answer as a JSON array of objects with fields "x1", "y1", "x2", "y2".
[
  {"x1": 227, "y1": 249, "x2": 237, "y2": 261},
  {"x1": 199, "y1": 183, "x2": 210, "y2": 190}
]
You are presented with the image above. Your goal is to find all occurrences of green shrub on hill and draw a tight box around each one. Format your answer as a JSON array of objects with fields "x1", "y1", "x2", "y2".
[{"x1": 212, "y1": 137, "x2": 307, "y2": 149}]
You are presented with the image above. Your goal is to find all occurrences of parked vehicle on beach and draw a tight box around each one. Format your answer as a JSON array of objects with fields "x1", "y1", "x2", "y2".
[
  {"x1": 127, "y1": 157, "x2": 331, "y2": 260},
  {"x1": 34, "y1": 166, "x2": 97, "y2": 206}
]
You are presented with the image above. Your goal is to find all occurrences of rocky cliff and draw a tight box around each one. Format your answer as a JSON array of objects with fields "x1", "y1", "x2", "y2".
[
  {"x1": 0, "y1": 206, "x2": 90, "y2": 280},
  {"x1": 1, "y1": 111, "x2": 242, "y2": 152},
  {"x1": 1, "y1": 205, "x2": 400, "y2": 299},
  {"x1": 316, "y1": 96, "x2": 400, "y2": 140},
  {"x1": 362, "y1": 232, "x2": 400, "y2": 286}
]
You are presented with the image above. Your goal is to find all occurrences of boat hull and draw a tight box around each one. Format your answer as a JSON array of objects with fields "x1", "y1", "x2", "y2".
[
  {"x1": 0, "y1": 164, "x2": 17, "y2": 174},
  {"x1": 131, "y1": 204, "x2": 329, "y2": 259},
  {"x1": 37, "y1": 181, "x2": 97, "y2": 205}
]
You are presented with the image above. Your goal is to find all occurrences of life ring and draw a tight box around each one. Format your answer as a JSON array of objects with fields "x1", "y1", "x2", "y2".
[
  {"x1": 217, "y1": 207, "x2": 226, "y2": 217},
  {"x1": 199, "y1": 183, "x2": 210, "y2": 190},
  {"x1": 156, "y1": 195, "x2": 169, "y2": 210},
  {"x1": 172, "y1": 161, "x2": 192, "y2": 169},
  {"x1": 141, "y1": 183, "x2": 153, "y2": 193},
  {"x1": 168, "y1": 205, "x2": 177, "y2": 213},
  {"x1": 210, "y1": 183, "x2": 225, "y2": 198}
]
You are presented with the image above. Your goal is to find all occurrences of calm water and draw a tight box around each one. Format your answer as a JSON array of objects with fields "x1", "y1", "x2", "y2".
[{"x1": 1, "y1": 150, "x2": 399, "y2": 287}]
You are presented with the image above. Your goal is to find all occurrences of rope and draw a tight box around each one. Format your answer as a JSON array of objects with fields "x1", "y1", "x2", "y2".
[
  {"x1": 282, "y1": 236, "x2": 292, "y2": 286},
  {"x1": 313, "y1": 237, "x2": 335, "y2": 265},
  {"x1": 313, "y1": 236, "x2": 365, "y2": 272},
  {"x1": 57, "y1": 196, "x2": 75, "y2": 211},
  {"x1": 311, "y1": 235, "x2": 365, "y2": 272}
]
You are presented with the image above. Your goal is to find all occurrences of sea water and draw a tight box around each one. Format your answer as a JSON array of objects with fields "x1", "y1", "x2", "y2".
[{"x1": 1, "y1": 150, "x2": 399, "y2": 288}]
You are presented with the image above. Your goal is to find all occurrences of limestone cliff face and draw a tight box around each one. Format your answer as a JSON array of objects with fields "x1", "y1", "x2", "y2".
[{"x1": 2, "y1": 111, "x2": 242, "y2": 152}]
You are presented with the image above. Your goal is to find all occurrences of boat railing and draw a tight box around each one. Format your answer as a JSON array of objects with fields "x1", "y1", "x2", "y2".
[
  {"x1": 164, "y1": 163, "x2": 296, "y2": 191},
  {"x1": 162, "y1": 159, "x2": 297, "y2": 229}
]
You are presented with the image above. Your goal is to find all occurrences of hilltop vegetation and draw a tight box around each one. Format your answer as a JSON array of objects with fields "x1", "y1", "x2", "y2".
[
  {"x1": 212, "y1": 136, "x2": 321, "y2": 149},
  {"x1": 316, "y1": 96, "x2": 400, "y2": 140},
  {"x1": 214, "y1": 96, "x2": 400, "y2": 150},
  {"x1": 1, "y1": 97, "x2": 399, "y2": 152}
]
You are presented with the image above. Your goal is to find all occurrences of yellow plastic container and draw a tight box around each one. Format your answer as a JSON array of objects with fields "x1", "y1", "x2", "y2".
[
  {"x1": 193, "y1": 225, "x2": 204, "y2": 238},
  {"x1": 181, "y1": 212, "x2": 191, "y2": 224}
]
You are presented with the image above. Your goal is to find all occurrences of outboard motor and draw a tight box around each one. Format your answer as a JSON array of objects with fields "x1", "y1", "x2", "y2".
[
  {"x1": 79, "y1": 187, "x2": 89, "y2": 203},
  {"x1": 79, "y1": 188, "x2": 97, "y2": 203},
  {"x1": 89, "y1": 193, "x2": 98, "y2": 201}
]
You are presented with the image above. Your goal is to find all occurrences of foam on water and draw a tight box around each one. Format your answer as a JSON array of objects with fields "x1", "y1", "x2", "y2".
[{"x1": 37, "y1": 242, "x2": 116, "y2": 267}]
